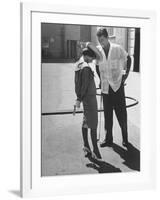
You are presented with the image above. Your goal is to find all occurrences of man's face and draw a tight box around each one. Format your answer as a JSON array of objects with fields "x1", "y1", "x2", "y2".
[{"x1": 98, "y1": 35, "x2": 108, "y2": 48}]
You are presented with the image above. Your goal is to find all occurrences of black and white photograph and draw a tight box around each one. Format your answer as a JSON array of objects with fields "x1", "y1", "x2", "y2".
[
  {"x1": 0, "y1": 0, "x2": 159, "y2": 198},
  {"x1": 41, "y1": 24, "x2": 140, "y2": 177}
]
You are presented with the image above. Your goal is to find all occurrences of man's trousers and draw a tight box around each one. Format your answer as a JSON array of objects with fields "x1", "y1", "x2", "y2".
[{"x1": 102, "y1": 83, "x2": 128, "y2": 143}]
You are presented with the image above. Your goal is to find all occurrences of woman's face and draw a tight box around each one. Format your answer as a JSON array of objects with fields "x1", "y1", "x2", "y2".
[{"x1": 84, "y1": 55, "x2": 94, "y2": 63}]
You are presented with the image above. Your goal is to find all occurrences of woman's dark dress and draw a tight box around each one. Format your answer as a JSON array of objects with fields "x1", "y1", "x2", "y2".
[{"x1": 80, "y1": 67, "x2": 98, "y2": 129}]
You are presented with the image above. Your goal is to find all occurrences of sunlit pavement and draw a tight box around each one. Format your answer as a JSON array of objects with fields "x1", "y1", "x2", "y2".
[{"x1": 41, "y1": 63, "x2": 140, "y2": 176}]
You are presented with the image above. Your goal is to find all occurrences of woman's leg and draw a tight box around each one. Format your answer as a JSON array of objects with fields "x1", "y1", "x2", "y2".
[
  {"x1": 90, "y1": 128, "x2": 102, "y2": 159},
  {"x1": 82, "y1": 127, "x2": 90, "y2": 150},
  {"x1": 82, "y1": 115, "x2": 91, "y2": 157}
]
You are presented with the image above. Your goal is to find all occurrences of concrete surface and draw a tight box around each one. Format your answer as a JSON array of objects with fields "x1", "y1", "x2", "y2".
[{"x1": 41, "y1": 63, "x2": 140, "y2": 176}]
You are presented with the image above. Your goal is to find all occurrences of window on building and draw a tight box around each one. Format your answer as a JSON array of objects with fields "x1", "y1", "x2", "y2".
[{"x1": 106, "y1": 27, "x2": 115, "y2": 37}]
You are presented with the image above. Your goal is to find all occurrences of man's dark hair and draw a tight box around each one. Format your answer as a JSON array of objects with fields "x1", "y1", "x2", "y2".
[
  {"x1": 82, "y1": 47, "x2": 96, "y2": 58},
  {"x1": 96, "y1": 28, "x2": 108, "y2": 38}
]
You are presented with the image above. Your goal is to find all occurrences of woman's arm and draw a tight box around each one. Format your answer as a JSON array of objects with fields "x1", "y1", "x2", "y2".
[
  {"x1": 80, "y1": 67, "x2": 91, "y2": 101},
  {"x1": 86, "y1": 42, "x2": 103, "y2": 62}
]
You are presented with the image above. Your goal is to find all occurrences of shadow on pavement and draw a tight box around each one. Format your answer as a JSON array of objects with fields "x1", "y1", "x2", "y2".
[
  {"x1": 9, "y1": 190, "x2": 21, "y2": 197},
  {"x1": 86, "y1": 156, "x2": 121, "y2": 173},
  {"x1": 112, "y1": 143, "x2": 140, "y2": 171}
]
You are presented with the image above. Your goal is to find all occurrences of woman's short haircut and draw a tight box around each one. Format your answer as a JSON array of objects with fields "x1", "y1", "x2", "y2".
[
  {"x1": 96, "y1": 28, "x2": 108, "y2": 38},
  {"x1": 82, "y1": 47, "x2": 96, "y2": 58}
]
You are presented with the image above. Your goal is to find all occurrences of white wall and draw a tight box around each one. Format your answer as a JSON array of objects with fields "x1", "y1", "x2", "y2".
[{"x1": 0, "y1": 0, "x2": 159, "y2": 200}]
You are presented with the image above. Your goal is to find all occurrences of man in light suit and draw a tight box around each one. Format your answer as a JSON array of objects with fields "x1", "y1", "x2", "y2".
[{"x1": 96, "y1": 28, "x2": 131, "y2": 148}]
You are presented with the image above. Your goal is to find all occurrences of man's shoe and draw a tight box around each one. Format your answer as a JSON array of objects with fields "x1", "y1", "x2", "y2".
[{"x1": 100, "y1": 140, "x2": 113, "y2": 147}]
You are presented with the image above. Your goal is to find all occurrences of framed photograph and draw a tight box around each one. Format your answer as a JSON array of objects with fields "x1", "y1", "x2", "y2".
[{"x1": 20, "y1": 2, "x2": 156, "y2": 198}]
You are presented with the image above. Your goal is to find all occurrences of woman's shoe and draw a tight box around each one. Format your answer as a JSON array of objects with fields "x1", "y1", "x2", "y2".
[
  {"x1": 92, "y1": 150, "x2": 102, "y2": 160},
  {"x1": 83, "y1": 147, "x2": 92, "y2": 157}
]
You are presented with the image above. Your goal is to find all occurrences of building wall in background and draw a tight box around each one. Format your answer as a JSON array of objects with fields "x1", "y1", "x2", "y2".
[
  {"x1": 41, "y1": 23, "x2": 139, "y2": 72},
  {"x1": 41, "y1": 23, "x2": 65, "y2": 59}
]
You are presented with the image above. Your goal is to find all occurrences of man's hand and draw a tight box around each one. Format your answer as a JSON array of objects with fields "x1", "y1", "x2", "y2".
[
  {"x1": 86, "y1": 42, "x2": 103, "y2": 62},
  {"x1": 75, "y1": 100, "x2": 81, "y2": 108},
  {"x1": 122, "y1": 74, "x2": 128, "y2": 84},
  {"x1": 122, "y1": 55, "x2": 131, "y2": 84}
]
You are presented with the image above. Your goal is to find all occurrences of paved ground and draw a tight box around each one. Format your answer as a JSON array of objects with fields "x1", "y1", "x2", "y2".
[{"x1": 41, "y1": 63, "x2": 140, "y2": 176}]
